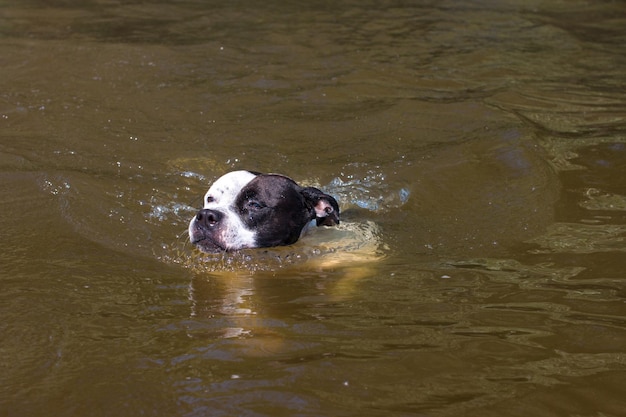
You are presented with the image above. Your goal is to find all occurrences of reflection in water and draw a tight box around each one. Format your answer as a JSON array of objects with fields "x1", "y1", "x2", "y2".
[{"x1": 1, "y1": 0, "x2": 626, "y2": 416}]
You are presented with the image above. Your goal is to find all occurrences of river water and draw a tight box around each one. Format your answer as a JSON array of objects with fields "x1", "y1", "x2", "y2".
[{"x1": 1, "y1": 0, "x2": 625, "y2": 416}]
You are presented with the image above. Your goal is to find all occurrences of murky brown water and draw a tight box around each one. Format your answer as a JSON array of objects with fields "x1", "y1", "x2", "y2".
[{"x1": 2, "y1": 0, "x2": 625, "y2": 415}]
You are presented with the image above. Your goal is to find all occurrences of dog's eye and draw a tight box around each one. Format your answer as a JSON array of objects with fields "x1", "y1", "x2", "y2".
[
  {"x1": 247, "y1": 200, "x2": 264, "y2": 210},
  {"x1": 206, "y1": 196, "x2": 215, "y2": 204}
]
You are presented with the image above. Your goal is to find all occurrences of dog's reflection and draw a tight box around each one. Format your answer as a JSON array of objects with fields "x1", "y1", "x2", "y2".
[
  {"x1": 189, "y1": 272, "x2": 261, "y2": 339},
  {"x1": 185, "y1": 219, "x2": 384, "y2": 356},
  {"x1": 187, "y1": 264, "x2": 375, "y2": 356}
]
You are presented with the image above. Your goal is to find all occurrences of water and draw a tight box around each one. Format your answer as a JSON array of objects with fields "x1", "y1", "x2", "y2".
[{"x1": 1, "y1": 0, "x2": 625, "y2": 416}]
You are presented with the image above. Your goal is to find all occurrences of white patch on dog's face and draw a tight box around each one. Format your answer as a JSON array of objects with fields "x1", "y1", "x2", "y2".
[
  {"x1": 203, "y1": 170, "x2": 257, "y2": 209},
  {"x1": 189, "y1": 170, "x2": 258, "y2": 251}
]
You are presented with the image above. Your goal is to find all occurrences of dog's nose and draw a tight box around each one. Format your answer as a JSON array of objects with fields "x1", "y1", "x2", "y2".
[{"x1": 196, "y1": 209, "x2": 222, "y2": 227}]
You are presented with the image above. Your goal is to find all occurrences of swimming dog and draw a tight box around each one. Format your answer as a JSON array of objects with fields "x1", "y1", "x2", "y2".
[{"x1": 189, "y1": 170, "x2": 340, "y2": 253}]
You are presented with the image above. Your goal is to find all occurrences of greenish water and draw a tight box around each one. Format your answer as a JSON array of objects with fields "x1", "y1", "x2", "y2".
[{"x1": 1, "y1": 1, "x2": 625, "y2": 416}]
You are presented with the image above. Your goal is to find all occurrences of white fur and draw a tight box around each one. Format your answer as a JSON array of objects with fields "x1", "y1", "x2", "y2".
[
  {"x1": 202, "y1": 170, "x2": 257, "y2": 208},
  {"x1": 189, "y1": 170, "x2": 258, "y2": 250}
]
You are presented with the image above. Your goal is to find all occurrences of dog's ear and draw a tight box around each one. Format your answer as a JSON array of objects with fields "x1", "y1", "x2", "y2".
[{"x1": 301, "y1": 187, "x2": 340, "y2": 226}]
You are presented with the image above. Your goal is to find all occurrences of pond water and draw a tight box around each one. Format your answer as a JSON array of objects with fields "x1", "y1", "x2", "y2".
[{"x1": 2, "y1": 0, "x2": 625, "y2": 416}]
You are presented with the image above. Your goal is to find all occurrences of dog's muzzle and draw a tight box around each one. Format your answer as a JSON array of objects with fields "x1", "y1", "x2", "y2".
[{"x1": 195, "y1": 209, "x2": 223, "y2": 228}]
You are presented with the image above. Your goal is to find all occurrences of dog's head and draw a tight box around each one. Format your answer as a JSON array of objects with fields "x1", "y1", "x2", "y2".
[{"x1": 189, "y1": 171, "x2": 340, "y2": 253}]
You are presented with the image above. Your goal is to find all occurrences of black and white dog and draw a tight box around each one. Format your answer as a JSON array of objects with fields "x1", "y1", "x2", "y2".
[{"x1": 189, "y1": 170, "x2": 340, "y2": 253}]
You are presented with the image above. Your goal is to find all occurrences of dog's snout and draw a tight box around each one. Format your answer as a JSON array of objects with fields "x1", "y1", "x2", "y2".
[{"x1": 196, "y1": 209, "x2": 222, "y2": 227}]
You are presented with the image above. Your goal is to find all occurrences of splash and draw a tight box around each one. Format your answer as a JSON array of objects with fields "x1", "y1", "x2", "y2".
[
  {"x1": 161, "y1": 221, "x2": 385, "y2": 274},
  {"x1": 326, "y1": 165, "x2": 410, "y2": 211}
]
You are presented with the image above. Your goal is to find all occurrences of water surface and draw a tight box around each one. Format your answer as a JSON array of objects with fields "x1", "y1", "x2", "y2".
[{"x1": 1, "y1": 0, "x2": 625, "y2": 416}]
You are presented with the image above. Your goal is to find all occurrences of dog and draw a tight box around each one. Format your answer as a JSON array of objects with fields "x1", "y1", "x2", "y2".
[
  {"x1": 188, "y1": 170, "x2": 340, "y2": 253},
  {"x1": 185, "y1": 171, "x2": 383, "y2": 355}
]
